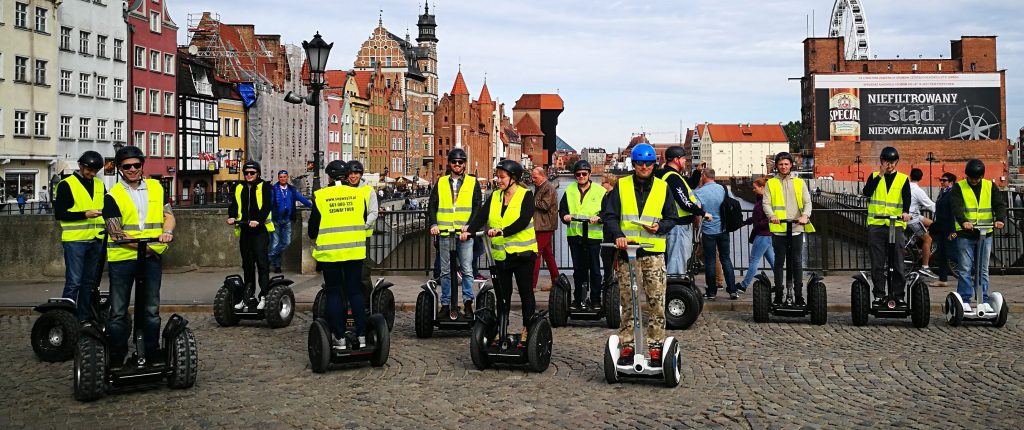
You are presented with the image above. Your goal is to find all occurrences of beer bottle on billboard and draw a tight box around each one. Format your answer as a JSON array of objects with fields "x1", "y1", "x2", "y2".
[{"x1": 829, "y1": 88, "x2": 861, "y2": 141}]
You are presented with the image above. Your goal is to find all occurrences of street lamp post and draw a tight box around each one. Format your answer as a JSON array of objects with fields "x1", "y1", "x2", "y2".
[
  {"x1": 854, "y1": 155, "x2": 863, "y2": 193},
  {"x1": 284, "y1": 32, "x2": 333, "y2": 192},
  {"x1": 926, "y1": 151, "x2": 936, "y2": 200}
]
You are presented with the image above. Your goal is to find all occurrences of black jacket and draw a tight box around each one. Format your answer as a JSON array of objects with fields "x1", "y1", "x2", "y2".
[
  {"x1": 929, "y1": 187, "x2": 956, "y2": 237},
  {"x1": 228, "y1": 181, "x2": 274, "y2": 234},
  {"x1": 949, "y1": 180, "x2": 1008, "y2": 240},
  {"x1": 466, "y1": 187, "x2": 536, "y2": 254},
  {"x1": 658, "y1": 167, "x2": 704, "y2": 225},
  {"x1": 427, "y1": 173, "x2": 483, "y2": 230},
  {"x1": 862, "y1": 171, "x2": 911, "y2": 214},
  {"x1": 601, "y1": 173, "x2": 677, "y2": 257},
  {"x1": 54, "y1": 173, "x2": 101, "y2": 222}
]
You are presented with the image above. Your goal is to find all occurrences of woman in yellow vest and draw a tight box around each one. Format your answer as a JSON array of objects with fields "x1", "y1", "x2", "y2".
[
  {"x1": 309, "y1": 160, "x2": 370, "y2": 350},
  {"x1": 558, "y1": 159, "x2": 605, "y2": 309},
  {"x1": 102, "y1": 146, "x2": 175, "y2": 367},
  {"x1": 227, "y1": 161, "x2": 275, "y2": 311},
  {"x1": 950, "y1": 159, "x2": 1008, "y2": 313},
  {"x1": 861, "y1": 146, "x2": 912, "y2": 307},
  {"x1": 461, "y1": 159, "x2": 538, "y2": 340},
  {"x1": 53, "y1": 151, "x2": 107, "y2": 321}
]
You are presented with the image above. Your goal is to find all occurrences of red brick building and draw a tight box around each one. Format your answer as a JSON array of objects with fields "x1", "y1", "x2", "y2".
[
  {"x1": 513, "y1": 94, "x2": 564, "y2": 168},
  {"x1": 434, "y1": 71, "x2": 502, "y2": 180},
  {"x1": 802, "y1": 36, "x2": 1007, "y2": 187}
]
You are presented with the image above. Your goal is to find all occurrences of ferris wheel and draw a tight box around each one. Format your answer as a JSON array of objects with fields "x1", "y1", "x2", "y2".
[{"x1": 828, "y1": 0, "x2": 871, "y2": 60}]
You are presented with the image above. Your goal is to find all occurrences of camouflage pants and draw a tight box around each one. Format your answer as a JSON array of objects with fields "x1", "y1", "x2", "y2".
[{"x1": 615, "y1": 253, "x2": 666, "y2": 347}]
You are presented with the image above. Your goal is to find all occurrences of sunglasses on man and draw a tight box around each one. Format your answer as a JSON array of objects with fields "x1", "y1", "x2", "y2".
[
  {"x1": 634, "y1": 161, "x2": 655, "y2": 167},
  {"x1": 120, "y1": 162, "x2": 143, "y2": 170},
  {"x1": 450, "y1": 160, "x2": 465, "y2": 165},
  {"x1": 244, "y1": 170, "x2": 258, "y2": 176},
  {"x1": 574, "y1": 172, "x2": 589, "y2": 178}
]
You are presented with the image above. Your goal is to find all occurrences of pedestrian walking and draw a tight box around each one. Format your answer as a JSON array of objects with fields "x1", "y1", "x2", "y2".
[
  {"x1": 37, "y1": 186, "x2": 52, "y2": 214},
  {"x1": 530, "y1": 166, "x2": 560, "y2": 291},
  {"x1": 269, "y1": 170, "x2": 312, "y2": 273},
  {"x1": 17, "y1": 191, "x2": 26, "y2": 214},
  {"x1": 930, "y1": 172, "x2": 959, "y2": 287},
  {"x1": 692, "y1": 168, "x2": 735, "y2": 300},
  {"x1": 735, "y1": 176, "x2": 775, "y2": 293}
]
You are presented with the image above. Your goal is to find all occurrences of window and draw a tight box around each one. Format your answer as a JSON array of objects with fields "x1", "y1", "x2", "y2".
[
  {"x1": 79, "y1": 31, "x2": 90, "y2": 55},
  {"x1": 133, "y1": 131, "x2": 144, "y2": 148},
  {"x1": 970, "y1": 62, "x2": 977, "y2": 72},
  {"x1": 233, "y1": 119, "x2": 240, "y2": 137},
  {"x1": 164, "y1": 53, "x2": 174, "y2": 74},
  {"x1": 150, "y1": 50, "x2": 160, "y2": 72},
  {"x1": 78, "y1": 73, "x2": 90, "y2": 95},
  {"x1": 78, "y1": 117, "x2": 93, "y2": 139},
  {"x1": 113, "y1": 120, "x2": 124, "y2": 142},
  {"x1": 33, "y1": 113, "x2": 46, "y2": 136},
  {"x1": 14, "y1": 3, "x2": 27, "y2": 28},
  {"x1": 149, "y1": 89, "x2": 159, "y2": 114},
  {"x1": 113, "y1": 39, "x2": 124, "y2": 61},
  {"x1": 149, "y1": 11, "x2": 161, "y2": 33},
  {"x1": 4, "y1": 173, "x2": 36, "y2": 200},
  {"x1": 15, "y1": 56, "x2": 28, "y2": 82},
  {"x1": 34, "y1": 7, "x2": 46, "y2": 32},
  {"x1": 189, "y1": 101, "x2": 199, "y2": 118},
  {"x1": 96, "y1": 35, "x2": 107, "y2": 58},
  {"x1": 59, "y1": 116, "x2": 71, "y2": 138},
  {"x1": 163, "y1": 134, "x2": 173, "y2": 157},
  {"x1": 134, "y1": 47, "x2": 145, "y2": 68},
  {"x1": 95, "y1": 76, "x2": 107, "y2": 98},
  {"x1": 14, "y1": 111, "x2": 28, "y2": 135},
  {"x1": 134, "y1": 88, "x2": 144, "y2": 112},
  {"x1": 163, "y1": 92, "x2": 173, "y2": 115},
  {"x1": 189, "y1": 135, "x2": 200, "y2": 154},
  {"x1": 203, "y1": 103, "x2": 213, "y2": 119},
  {"x1": 95, "y1": 119, "x2": 107, "y2": 140},
  {"x1": 34, "y1": 60, "x2": 46, "y2": 84},
  {"x1": 113, "y1": 78, "x2": 124, "y2": 100},
  {"x1": 222, "y1": 118, "x2": 229, "y2": 135},
  {"x1": 60, "y1": 27, "x2": 71, "y2": 50},
  {"x1": 59, "y1": 70, "x2": 71, "y2": 93},
  {"x1": 149, "y1": 133, "x2": 160, "y2": 156},
  {"x1": 331, "y1": 114, "x2": 338, "y2": 123}
]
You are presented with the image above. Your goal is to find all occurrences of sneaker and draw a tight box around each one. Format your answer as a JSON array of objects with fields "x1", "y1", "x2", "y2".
[
  {"x1": 794, "y1": 296, "x2": 806, "y2": 307},
  {"x1": 980, "y1": 303, "x2": 995, "y2": 314},
  {"x1": 618, "y1": 345, "x2": 634, "y2": 365},
  {"x1": 234, "y1": 299, "x2": 247, "y2": 310},
  {"x1": 872, "y1": 297, "x2": 887, "y2": 308},
  {"x1": 962, "y1": 302, "x2": 972, "y2": 313},
  {"x1": 591, "y1": 302, "x2": 603, "y2": 312},
  {"x1": 358, "y1": 336, "x2": 367, "y2": 349},
  {"x1": 734, "y1": 282, "x2": 747, "y2": 293},
  {"x1": 332, "y1": 335, "x2": 347, "y2": 350},
  {"x1": 463, "y1": 300, "x2": 473, "y2": 317},
  {"x1": 571, "y1": 301, "x2": 582, "y2": 310},
  {"x1": 729, "y1": 292, "x2": 739, "y2": 300},
  {"x1": 256, "y1": 296, "x2": 267, "y2": 310},
  {"x1": 273, "y1": 266, "x2": 282, "y2": 274},
  {"x1": 919, "y1": 267, "x2": 938, "y2": 278},
  {"x1": 894, "y1": 299, "x2": 908, "y2": 308},
  {"x1": 703, "y1": 292, "x2": 717, "y2": 300},
  {"x1": 649, "y1": 345, "x2": 662, "y2": 362}
]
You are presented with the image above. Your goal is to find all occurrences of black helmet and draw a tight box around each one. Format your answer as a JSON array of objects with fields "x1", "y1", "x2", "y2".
[
  {"x1": 346, "y1": 160, "x2": 364, "y2": 174},
  {"x1": 665, "y1": 146, "x2": 686, "y2": 162},
  {"x1": 242, "y1": 160, "x2": 261, "y2": 176},
  {"x1": 774, "y1": 152, "x2": 795, "y2": 165},
  {"x1": 78, "y1": 150, "x2": 104, "y2": 170},
  {"x1": 325, "y1": 160, "x2": 348, "y2": 180},
  {"x1": 880, "y1": 146, "x2": 900, "y2": 161},
  {"x1": 965, "y1": 159, "x2": 985, "y2": 179},
  {"x1": 572, "y1": 160, "x2": 592, "y2": 172},
  {"x1": 495, "y1": 159, "x2": 524, "y2": 183},
  {"x1": 114, "y1": 145, "x2": 145, "y2": 165},
  {"x1": 448, "y1": 148, "x2": 468, "y2": 163}
]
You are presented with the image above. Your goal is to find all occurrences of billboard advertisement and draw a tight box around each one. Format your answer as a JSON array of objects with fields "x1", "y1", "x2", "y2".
[{"x1": 814, "y1": 73, "x2": 1002, "y2": 142}]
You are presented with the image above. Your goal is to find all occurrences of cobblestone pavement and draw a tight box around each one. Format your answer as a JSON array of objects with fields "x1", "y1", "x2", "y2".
[{"x1": 1, "y1": 311, "x2": 1022, "y2": 429}]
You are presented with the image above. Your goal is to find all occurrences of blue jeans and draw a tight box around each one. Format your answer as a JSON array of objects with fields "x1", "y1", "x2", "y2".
[
  {"x1": 739, "y1": 235, "x2": 775, "y2": 289},
  {"x1": 268, "y1": 219, "x2": 292, "y2": 268},
  {"x1": 62, "y1": 240, "x2": 104, "y2": 321},
  {"x1": 665, "y1": 224, "x2": 693, "y2": 275},
  {"x1": 322, "y1": 260, "x2": 366, "y2": 337},
  {"x1": 107, "y1": 257, "x2": 163, "y2": 360},
  {"x1": 438, "y1": 235, "x2": 474, "y2": 305},
  {"x1": 956, "y1": 235, "x2": 992, "y2": 304},
  {"x1": 702, "y1": 232, "x2": 736, "y2": 296}
]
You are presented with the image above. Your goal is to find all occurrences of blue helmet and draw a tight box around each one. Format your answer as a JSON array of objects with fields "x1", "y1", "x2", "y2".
[{"x1": 630, "y1": 143, "x2": 657, "y2": 163}]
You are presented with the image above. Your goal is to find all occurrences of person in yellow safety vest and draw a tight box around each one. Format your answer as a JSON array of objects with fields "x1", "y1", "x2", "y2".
[
  {"x1": 102, "y1": 145, "x2": 175, "y2": 367},
  {"x1": 658, "y1": 145, "x2": 706, "y2": 276},
  {"x1": 309, "y1": 160, "x2": 370, "y2": 350},
  {"x1": 762, "y1": 152, "x2": 815, "y2": 305},
  {"x1": 950, "y1": 159, "x2": 1007, "y2": 314},
  {"x1": 600, "y1": 143, "x2": 677, "y2": 365},
  {"x1": 53, "y1": 150, "x2": 107, "y2": 321},
  {"x1": 461, "y1": 159, "x2": 537, "y2": 343},
  {"x1": 344, "y1": 160, "x2": 378, "y2": 301},
  {"x1": 227, "y1": 160, "x2": 275, "y2": 311},
  {"x1": 429, "y1": 148, "x2": 482, "y2": 318},
  {"x1": 861, "y1": 146, "x2": 912, "y2": 308},
  {"x1": 557, "y1": 159, "x2": 606, "y2": 310}
]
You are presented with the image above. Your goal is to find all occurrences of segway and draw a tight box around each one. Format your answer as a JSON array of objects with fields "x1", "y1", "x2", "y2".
[
  {"x1": 601, "y1": 243, "x2": 681, "y2": 387},
  {"x1": 751, "y1": 219, "x2": 827, "y2": 324},
  {"x1": 665, "y1": 228, "x2": 705, "y2": 329},
  {"x1": 313, "y1": 277, "x2": 396, "y2": 332},
  {"x1": 943, "y1": 224, "x2": 1009, "y2": 327},
  {"x1": 549, "y1": 215, "x2": 614, "y2": 327},
  {"x1": 414, "y1": 230, "x2": 495, "y2": 338},
  {"x1": 308, "y1": 265, "x2": 391, "y2": 372},
  {"x1": 851, "y1": 215, "x2": 930, "y2": 327},
  {"x1": 73, "y1": 237, "x2": 198, "y2": 402},
  {"x1": 213, "y1": 274, "x2": 295, "y2": 328}
]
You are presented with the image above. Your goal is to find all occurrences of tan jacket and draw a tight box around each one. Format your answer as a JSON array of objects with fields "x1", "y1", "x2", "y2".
[{"x1": 533, "y1": 179, "x2": 559, "y2": 232}]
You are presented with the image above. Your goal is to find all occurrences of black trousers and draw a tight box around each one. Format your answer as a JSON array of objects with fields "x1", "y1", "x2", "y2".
[
  {"x1": 868, "y1": 225, "x2": 907, "y2": 298},
  {"x1": 771, "y1": 234, "x2": 804, "y2": 295},
  {"x1": 568, "y1": 239, "x2": 602, "y2": 304},
  {"x1": 495, "y1": 252, "x2": 537, "y2": 329},
  {"x1": 240, "y1": 229, "x2": 271, "y2": 296}
]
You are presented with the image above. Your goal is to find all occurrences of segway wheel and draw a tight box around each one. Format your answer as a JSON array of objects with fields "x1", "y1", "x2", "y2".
[
  {"x1": 264, "y1": 285, "x2": 295, "y2": 329},
  {"x1": 469, "y1": 322, "x2": 491, "y2": 370},
  {"x1": 662, "y1": 339, "x2": 681, "y2": 388},
  {"x1": 312, "y1": 288, "x2": 326, "y2": 321},
  {"x1": 368, "y1": 314, "x2": 390, "y2": 367},
  {"x1": 910, "y1": 280, "x2": 930, "y2": 328},
  {"x1": 414, "y1": 290, "x2": 434, "y2": 339},
  {"x1": 168, "y1": 328, "x2": 198, "y2": 389},
  {"x1": 374, "y1": 288, "x2": 396, "y2": 332},
  {"x1": 603, "y1": 280, "x2": 621, "y2": 329},
  {"x1": 526, "y1": 317, "x2": 553, "y2": 373},
  {"x1": 809, "y1": 281, "x2": 828, "y2": 326},
  {"x1": 851, "y1": 280, "x2": 871, "y2": 326},
  {"x1": 32, "y1": 310, "x2": 79, "y2": 362},
  {"x1": 944, "y1": 292, "x2": 964, "y2": 327},
  {"x1": 73, "y1": 335, "x2": 107, "y2": 402},
  {"x1": 213, "y1": 285, "x2": 239, "y2": 327},
  {"x1": 993, "y1": 301, "x2": 1009, "y2": 328},
  {"x1": 752, "y1": 279, "x2": 771, "y2": 323},
  {"x1": 665, "y1": 284, "x2": 701, "y2": 330},
  {"x1": 548, "y1": 283, "x2": 568, "y2": 328},
  {"x1": 603, "y1": 343, "x2": 619, "y2": 384},
  {"x1": 308, "y1": 319, "x2": 332, "y2": 373}
]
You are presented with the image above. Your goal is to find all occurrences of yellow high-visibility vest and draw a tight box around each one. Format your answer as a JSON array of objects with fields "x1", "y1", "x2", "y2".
[
  {"x1": 436, "y1": 174, "x2": 476, "y2": 236},
  {"x1": 867, "y1": 171, "x2": 908, "y2": 228},
  {"x1": 564, "y1": 181, "x2": 605, "y2": 240},
  {"x1": 954, "y1": 179, "x2": 994, "y2": 232},
  {"x1": 618, "y1": 175, "x2": 667, "y2": 252},
  {"x1": 59, "y1": 176, "x2": 105, "y2": 241},
  {"x1": 766, "y1": 176, "x2": 815, "y2": 233},
  {"x1": 661, "y1": 170, "x2": 697, "y2": 217},
  {"x1": 488, "y1": 185, "x2": 538, "y2": 261},
  {"x1": 312, "y1": 185, "x2": 367, "y2": 262},
  {"x1": 106, "y1": 179, "x2": 168, "y2": 262},
  {"x1": 233, "y1": 182, "x2": 275, "y2": 237}
]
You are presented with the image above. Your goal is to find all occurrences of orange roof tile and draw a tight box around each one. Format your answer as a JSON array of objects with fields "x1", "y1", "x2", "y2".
[
  {"x1": 516, "y1": 115, "x2": 544, "y2": 136},
  {"x1": 479, "y1": 82, "x2": 493, "y2": 104},
  {"x1": 352, "y1": 71, "x2": 373, "y2": 98},
  {"x1": 514, "y1": 94, "x2": 564, "y2": 110},
  {"x1": 451, "y1": 71, "x2": 469, "y2": 96},
  {"x1": 706, "y1": 124, "x2": 788, "y2": 143}
]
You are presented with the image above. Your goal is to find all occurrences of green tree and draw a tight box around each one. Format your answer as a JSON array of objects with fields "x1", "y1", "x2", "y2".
[{"x1": 782, "y1": 120, "x2": 804, "y2": 153}]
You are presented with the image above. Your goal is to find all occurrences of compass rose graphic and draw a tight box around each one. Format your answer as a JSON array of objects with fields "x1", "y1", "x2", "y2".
[{"x1": 949, "y1": 105, "x2": 1000, "y2": 140}]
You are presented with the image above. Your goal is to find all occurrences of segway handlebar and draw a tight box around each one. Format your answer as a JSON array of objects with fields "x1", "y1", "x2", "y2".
[
  {"x1": 872, "y1": 215, "x2": 901, "y2": 220},
  {"x1": 570, "y1": 215, "x2": 595, "y2": 223},
  {"x1": 113, "y1": 237, "x2": 165, "y2": 245}
]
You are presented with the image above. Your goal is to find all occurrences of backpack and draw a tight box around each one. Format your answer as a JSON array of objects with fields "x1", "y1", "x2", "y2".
[{"x1": 720, "y1": 194, "x2": 744, "y2": 233}]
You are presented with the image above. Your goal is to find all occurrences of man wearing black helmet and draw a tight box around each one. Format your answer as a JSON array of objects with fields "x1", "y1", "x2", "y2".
[
  {"x1": 558, "y1": 159, "x2": 606, "y2": 309},
  {"x1": 861, "y1": 146, "x2": 912, "y2": 307},
  {"x1": 428, "y1": 148, "x2": 482, "y2": 317},
  {"x1": 53, "y1": 151, "x2": 108, "y2": 320},
  {"x1": 659, "y1": 145, "x2": 706, "y2": 276},
  {"x1": 345, "y1": 160, "x2": 379, "y2": 299},
  {"x1": 103, "y1": 146, "x2": 176, "y2": 366},
  {"x1": 949, "y1": 159, "x2": 1007, "y2": 314},
  {"x1": 227, "y1": 160, "x2": 274, "y2": 310}
]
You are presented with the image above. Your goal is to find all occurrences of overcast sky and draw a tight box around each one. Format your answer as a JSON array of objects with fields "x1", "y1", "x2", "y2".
[{"x1": 172, "y1": 0, "x2": 1023, "y2": 153}]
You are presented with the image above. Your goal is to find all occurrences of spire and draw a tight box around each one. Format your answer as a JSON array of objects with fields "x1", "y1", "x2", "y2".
[
  {"x1": 479, "y1": 80, "x2": 492, "y2": 104},
  {"x1": 424, "y1": 0, "x2": 429, "y2": 14},
  {"x1": 378, "y1": 9, "x2": 383, "y2": 28},
  {"x1": 451, "y1": 70, "x2": 469, "y2": 96}
]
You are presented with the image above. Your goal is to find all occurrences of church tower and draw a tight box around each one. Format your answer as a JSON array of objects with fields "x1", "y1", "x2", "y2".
[{"x1": 417, "y1": 1, "x2": 439, "y2": 175}]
